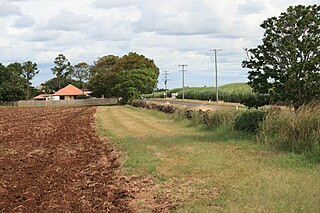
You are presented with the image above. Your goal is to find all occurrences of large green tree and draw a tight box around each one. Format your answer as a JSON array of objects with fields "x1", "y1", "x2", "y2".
[
  {"x1": 21, "y1": 61, "x2": 39, "y2": 100},
  {"x1": 89, "y1": 52, "x2": 159, "y2": 100},
  {"x1": 242, "y1": 5, "x2": 320, "y2": 109},
  {"x1": 51, "y1": 54, "x2": 72, "y2": 90},
  {"x1": 0, "y1": 63, "x2": 25, "y2": 102},
  {"x1": 88, "y1": 55, "x2": 119, "y2": 98},
  {"x1": 112, "y1": 68, "x2": 158, "y2": 103}
]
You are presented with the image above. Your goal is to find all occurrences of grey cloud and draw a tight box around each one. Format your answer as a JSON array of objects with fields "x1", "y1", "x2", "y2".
[
  {"x1": 14, "y1": 15, "x2": 36, "y2": 28},
  {"x1": 24, "y1": 30, "x2": 62, "y2": 42},
  {"x1": 0, "y1": 1, "x2": 22, "y2": 16},
  {"x1": 93, "y1": 0, "x2": 140, "y2": 9},
  {"x1": 134, "y1": 10, "x2": 223, "y2": 36},
  {"x1": 237, "y1": 0, "x2": 265, "y2": 15},
  {"x1": 44, "y1": 10, "x2": 94, "y2": 32}
]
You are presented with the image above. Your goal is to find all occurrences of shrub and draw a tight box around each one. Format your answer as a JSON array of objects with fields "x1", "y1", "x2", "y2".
[
  {"x1": 258, "y1": 103, "x2": 320, "y2": 161},
  {"x1": 234, "y1": 110, "x2": 267, "y2": 132}
]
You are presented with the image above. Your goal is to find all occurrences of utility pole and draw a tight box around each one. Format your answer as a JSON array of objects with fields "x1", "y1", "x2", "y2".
[
  {"x1": 178, "y1": 64, "x2": 187, "y2": 101},
  {"x1": 209, "y1": 49, "x2": 222, "y2": 102},
  {"x1": 163, "y1": 71, "x2": 169, "y2": 99}
]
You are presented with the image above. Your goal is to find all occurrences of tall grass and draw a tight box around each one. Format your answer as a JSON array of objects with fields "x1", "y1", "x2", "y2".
[
  {"x1": 144, "y1": 83, "x2": 255, "y2": 103},
  {"x1": 258, "y1": 103, "x2": 320, "y2": 162}
]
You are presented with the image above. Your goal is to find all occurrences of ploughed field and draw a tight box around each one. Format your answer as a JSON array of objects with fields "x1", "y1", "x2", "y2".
[{"x1": 0, "y1": 107, "x2": 131, "y2": 212}]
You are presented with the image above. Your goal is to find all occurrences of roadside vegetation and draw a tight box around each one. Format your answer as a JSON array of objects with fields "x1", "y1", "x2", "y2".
[
  {"x1": 131, "y1": 100, "x2": 320, "y2": 163},
  {"x1": 97, "y1": 105, "x2": 320, "y2": 212}
]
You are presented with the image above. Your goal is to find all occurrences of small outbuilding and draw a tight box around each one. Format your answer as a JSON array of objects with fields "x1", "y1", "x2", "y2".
[
  {"x1": 33, "y1": 94, "x2": 52, "y2": 101},
  {"x1": 53, "y1": 84, "x2": 88, "y2": 100}
]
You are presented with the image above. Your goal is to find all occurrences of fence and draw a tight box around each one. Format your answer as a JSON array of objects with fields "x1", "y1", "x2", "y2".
[
  {"x1": 0, "y1": 102, "x2": 18, "y2": 107},
  {"x1": 17, "y1": 98, "x2": 118, "y2": 107}
]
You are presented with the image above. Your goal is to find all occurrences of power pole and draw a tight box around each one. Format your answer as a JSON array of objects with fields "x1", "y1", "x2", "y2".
[
  {"x1": 178, "y1": 64, "x2": 187, "y2": 101},
  {"x1": 209, "y1": 49, "x2": 222, "y2": 102},
  {"x1": 163, "y1": 71, "x2": 169, "y2": 99}
]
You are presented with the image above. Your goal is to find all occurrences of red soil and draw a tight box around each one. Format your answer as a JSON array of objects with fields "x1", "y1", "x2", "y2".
[{"x1": 0, "y1": 107, "x2": 131, "y2": 212}]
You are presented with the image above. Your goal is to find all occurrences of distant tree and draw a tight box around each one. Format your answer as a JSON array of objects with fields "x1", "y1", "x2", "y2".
[
  {"x1": 42, "y1": 77, "x2": 82, "y2": 93},
  {"x1": 112, "y1": 68, "x2": 158, "y2": 103},
  {"x1": 73, "y1": 62, "x2": 90, "y2": 89},
  {"x1": 21, "y1": 61, "x2": 39, "y2": 100},
  {"x1": 51, "y1": 54, "x2": 72, "y2": 90},
  {"x1": 242, "y1": 5, "x2": 320, "y2": 109}
]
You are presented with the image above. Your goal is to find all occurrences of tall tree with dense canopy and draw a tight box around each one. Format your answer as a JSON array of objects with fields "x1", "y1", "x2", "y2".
[
  {"x1": 112, "y1": 68, "x2": 158, "y2": 103},
  {"x1": 88, "y1": 52, "x2": 160, "y2": 100},
  {"x1": 88, "y1": 55, "x2": 119, "y2": 98},
  {"x1": 51, "y1": 54, "x2": 72, "y2": 90},
  {"x1": 242, "y1": 5, "x2": 320, "y2": 109},
  {"x1": 0, "y1": 63, "x2": 25, "y2": 102},
  {"x1": 72, "y1": 62, "x2": 90, "y2": 89},
  {"x1": 21, "y1": 61, "x2": 39, "y2": 100}
]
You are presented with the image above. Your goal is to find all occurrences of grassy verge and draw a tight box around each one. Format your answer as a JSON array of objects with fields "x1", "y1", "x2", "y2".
[{"x1": 96, "y1": 105, "x2": 320, "y2": 212}]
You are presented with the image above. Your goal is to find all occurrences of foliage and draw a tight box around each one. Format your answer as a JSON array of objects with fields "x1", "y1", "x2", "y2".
[
  {"x1": 112, "y1": 69, "x2": 157, "y2": 103},
  {"x1": 21, "y1": 61, "x2": 39, "y2": 100},
  {"x1": 72, "y1": 62, "x2": 90, "y2": 89},
  {"x1": 144, "y1": 83, "x2": 255, "y2": 103},
  {"x1": 51, "y1": 54, "x2": 72, "y2": 90},
  {"x1": 240, "y1": 93, "x2": 270, "y2": 109},
  {"x1": 243, "y1": 5, "x2": 320, "y2": 109},
  {"x1": 88, "y1": 55, "x2": 119, "y2": 98},
  {"x1": 0, "y1": 63, "x2": 26, "y2": 101},
  {"x1": 89, "y1": 52, "x2": 159, "y2": 100},
  {"x1": 258, "y1": 103, "x2": 320, "y2": 162},
  {"x1": 234, "y1": 110, "x2": 267, "y2": 132},
  {"x1": 111, "y1": 52, "x2": 160, "y2": 76},
  {"x1": 41, "y1": 77, "x2": 82, "y2": 93}
]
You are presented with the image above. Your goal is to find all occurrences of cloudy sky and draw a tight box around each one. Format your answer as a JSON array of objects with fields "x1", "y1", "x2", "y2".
[{"x1": 0, "y1": 0, "x2": 318, "y2": 89}]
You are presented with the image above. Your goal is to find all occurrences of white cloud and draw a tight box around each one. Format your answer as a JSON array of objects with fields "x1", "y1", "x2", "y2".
[
  {"x1": 93, "y1": 0, "x2": 140, "y2": 9},
  {"x1": 14, "y1": 15, "x2": 36, "y2": 28},
  {"x1": 0, "y1": 0, "x2": 318, "y2": 88},
  {"x1": 0, "y1": 1, "x2": 21, "y2": 17},
  {"x1": 43, "y1": 10, "x2": 94, "y2": 32}
]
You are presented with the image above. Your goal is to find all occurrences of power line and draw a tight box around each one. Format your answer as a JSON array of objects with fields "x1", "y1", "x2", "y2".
[
  {"x1": 209, "y1": 49, "x2": 222, "y2": 102},
  {"x1": 163, "y1": 70, "x2": 169, "y2": 99},
  {"x1": 178, "y1": 64, "x2": 187, "y2": 101}
]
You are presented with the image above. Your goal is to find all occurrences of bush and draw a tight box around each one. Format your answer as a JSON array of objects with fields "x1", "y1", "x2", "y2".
[
  {"x1": 234, "y1": 110, "x2": 267, "y2": 132},
  {"x1": 258, "y1": 103, "x2": 320, "y2": 161}
]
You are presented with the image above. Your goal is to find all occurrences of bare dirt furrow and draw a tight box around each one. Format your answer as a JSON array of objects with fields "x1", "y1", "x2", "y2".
[{"x1": 0, "y1": 106, "x2": 131, "y2": 213}]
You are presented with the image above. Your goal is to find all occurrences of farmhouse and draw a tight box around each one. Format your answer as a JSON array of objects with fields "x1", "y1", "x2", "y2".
[{"x1": 52, "y1": 84, "x2": 88, "y2": 100}]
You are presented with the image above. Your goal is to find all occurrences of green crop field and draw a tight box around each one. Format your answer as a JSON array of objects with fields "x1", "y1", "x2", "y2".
[
  {"x1": 96, "y1": 105, "x2": 320, "y2": 212},
  {"x1": 144, "y1": 83, "x2": 255, "y2": 103}
]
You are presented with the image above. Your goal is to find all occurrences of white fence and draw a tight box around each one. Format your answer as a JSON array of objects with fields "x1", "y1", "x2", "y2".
[{"x1": 17, "y1": 98, "x2": 118, "y2": 107}]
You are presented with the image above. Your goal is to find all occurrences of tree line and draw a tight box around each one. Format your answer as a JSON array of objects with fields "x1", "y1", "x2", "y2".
[
  {"x1": 0, "y1": 61, "x2": 39, "y2": 102},
  {"x1": 1, "y1": 4, "x2": 319, "y2": 109},
  {"x1": 0, "y1": 52, "x2": 159, "y2": 103}
]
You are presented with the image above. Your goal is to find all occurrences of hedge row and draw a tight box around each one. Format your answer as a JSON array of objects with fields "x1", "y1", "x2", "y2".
[{"x1": 130, "y1": 100, "x2": 264, "y2": 132}]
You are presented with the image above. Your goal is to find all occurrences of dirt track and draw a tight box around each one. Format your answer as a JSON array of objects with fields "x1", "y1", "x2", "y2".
[{"x1": 0, "y1": 107, "x2": 131, "y2": 212}]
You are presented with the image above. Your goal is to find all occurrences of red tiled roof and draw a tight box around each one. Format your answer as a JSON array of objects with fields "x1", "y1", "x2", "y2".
[{"x1": 53, "y1": 84, "x2": 85, "y2": 96}]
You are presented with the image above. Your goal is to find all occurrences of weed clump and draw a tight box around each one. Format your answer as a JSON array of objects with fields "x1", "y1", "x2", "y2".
[
  {"x1": 234, "y1": 110, "x2": 267, "y2": 133},
  {"x1": 258, "y1": 103, "x2": 320, "y2": 162}
]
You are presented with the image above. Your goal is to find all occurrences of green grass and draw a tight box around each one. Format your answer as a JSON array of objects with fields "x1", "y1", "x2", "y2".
[
  {"x1": 144, "y1": 83, "x2": 254, "y2": 103},
  {"x1": 96, "y1": 105, "x2": 320, "y2": 212}
]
